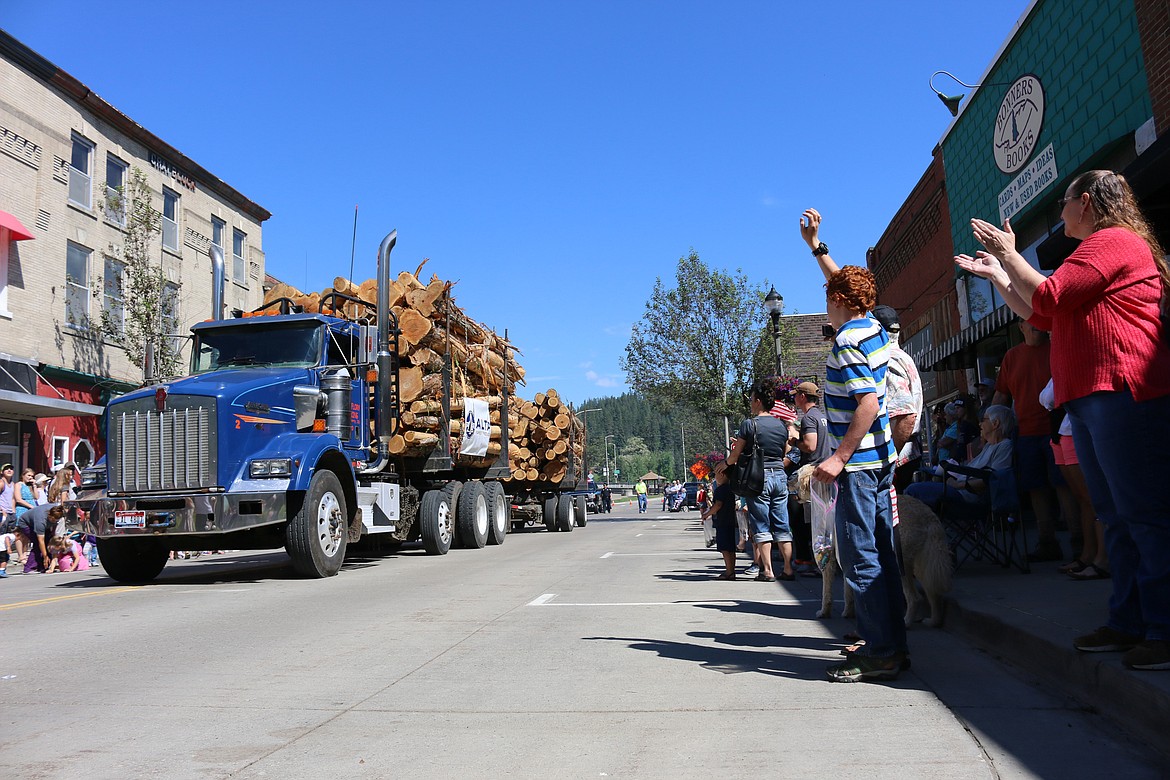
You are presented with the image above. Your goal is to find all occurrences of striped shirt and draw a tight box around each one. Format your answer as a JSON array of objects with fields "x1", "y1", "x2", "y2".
[{"x1": 824, "y1": 317, "x2": 896, "y2": 472}]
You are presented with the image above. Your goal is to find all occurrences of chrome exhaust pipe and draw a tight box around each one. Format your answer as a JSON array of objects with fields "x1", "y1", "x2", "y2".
[
  {"x1": 361, "y1": 230, "x2": 397, "y2": 475},
  {"x1": 209, "y1": 244, "x2": 226, "y2": 321}
]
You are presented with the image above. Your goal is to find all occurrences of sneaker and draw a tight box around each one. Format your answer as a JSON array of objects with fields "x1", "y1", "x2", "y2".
[
  {"x1": 0, "y1": 570, "x2": 7, "y2": 578},
  {"x1": 744, "y1": 564, "x2": 760, "y2": 576},
  {"x1": 826, "y1": 652, "x2": 904, "y2": 682},
  {"x1": 1073, "y1": 626, "x2": 1142, "y2": 653},
  {"x1": 1123, "y1": 640, "x2": 1170, "y2": 670}
]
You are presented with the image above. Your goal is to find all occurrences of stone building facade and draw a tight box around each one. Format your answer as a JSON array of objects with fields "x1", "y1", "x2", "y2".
[{"x1": 0, "y1": 29, "x2": 270, "y2": 475}]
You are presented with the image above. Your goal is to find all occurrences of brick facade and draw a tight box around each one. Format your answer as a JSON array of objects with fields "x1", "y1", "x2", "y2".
[{"x1": 1136, "y1": 0, "x2": 1170, "y2": 135}]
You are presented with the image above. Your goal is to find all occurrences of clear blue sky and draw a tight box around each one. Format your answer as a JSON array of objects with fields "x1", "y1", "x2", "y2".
[{"x1": 6, "y1": 0, "x2": 1029, "y2": 405}]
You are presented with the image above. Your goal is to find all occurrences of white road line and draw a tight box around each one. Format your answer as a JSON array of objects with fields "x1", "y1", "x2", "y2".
[
  {"x1": 604, "y1": 552, "x2": 714, "y2": 557},
  {"x1": 528, "y1": 598, "x2": 819, "y2": 607},
  {"x1": 600, "y1": 552, "x2": 614, "y2": 559},
  {"x1": 526, "y1": 593, "x2": 556, "y2": 606},
  {"x1": 635, "y1": 533, "x2": 643, "y2": 537}
]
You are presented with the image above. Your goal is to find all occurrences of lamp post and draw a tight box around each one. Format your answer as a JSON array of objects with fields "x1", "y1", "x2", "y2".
[
  {"x1": 764, "y1": 286, "x2": 784, "y2": 375},
  {"x1": 577, "y1": 408, "x2": 601, "y2": 484},
  {"x1": 604, "y1": 434, "x2": 614, "y2": 481},
  {"x1": 611, "y1": 441, "x2": 619, "y2": 482}
]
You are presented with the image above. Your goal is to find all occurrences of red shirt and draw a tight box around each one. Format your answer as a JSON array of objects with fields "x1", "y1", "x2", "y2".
[
  {"x1": 995, "y1": 340, "x2": 1052, "y2": 437},
  {"x1": 1030, "y1": 227, "x2": 1170, "y2": 407}
]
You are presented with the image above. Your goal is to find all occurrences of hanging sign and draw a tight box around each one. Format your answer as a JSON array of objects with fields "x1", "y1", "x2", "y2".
[{"x1": 993, "y1": 74, "x2": 1045, "y2": 174}]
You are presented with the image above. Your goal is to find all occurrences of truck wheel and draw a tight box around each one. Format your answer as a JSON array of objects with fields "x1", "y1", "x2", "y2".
[
  {"x1": 457, "y1": 481, "x2": 489, "y2": 549},
  {"x1": 96, "y1": 537, "x2": 168, "y2": 583},
  {"x1": 442, "y1": 481, "x2": 463, "y2": 547},
  {"x1": 286, "y1": 470, "x2": 348, "y2": 578},
  {"x1": 420, "y1": 488, "x2": 454, "y2": 555},
  {"x1": 484, "y1": 482, "x2": 508, "y2": 545},
  {"x1": 542, "y1": 496, "x2": 557, "y2": 532},
  {"x1": 574, "y1": 495, "x2": 588, "y2": 527},
  {"x1": 556, "y1": 494, "x2": 574, "y2": 532}
]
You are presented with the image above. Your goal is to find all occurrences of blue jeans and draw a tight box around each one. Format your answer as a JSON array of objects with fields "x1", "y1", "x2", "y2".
[
  {"x1": 748, "y1": 468, "x2": 791, "y2": 544},
  {"x1": 835, "y1": 464, "x2": 907, "y2": 657},
  {"x1": 1066, "y1": 389, "x2": 1170, "y2": 641},
  {"x1": 904, "y1": 481, "x2": 985, "y2": 514},
  {"x1": 638, "y1": 493, "x2": 647, "y2": 512}
]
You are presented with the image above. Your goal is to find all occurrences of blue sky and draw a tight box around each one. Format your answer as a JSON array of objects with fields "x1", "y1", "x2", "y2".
[{"x1": 6, "y1": 0, "x2": 1028, "y2": 405}]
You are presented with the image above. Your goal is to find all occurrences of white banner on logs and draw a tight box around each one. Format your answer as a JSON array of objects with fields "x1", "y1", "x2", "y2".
[{"x1": 460, "y1": 397, "x2": 492, "y2": 457}]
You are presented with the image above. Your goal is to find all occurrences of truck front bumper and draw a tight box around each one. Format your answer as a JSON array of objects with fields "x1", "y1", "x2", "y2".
[{"x1": 87, "y1": 491, "x2": 290, "y2": 537}]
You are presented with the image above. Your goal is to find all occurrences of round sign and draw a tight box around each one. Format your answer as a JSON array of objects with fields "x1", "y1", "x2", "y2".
[{"x1": 993, "y1": 74, "x2": 1045, "y2": 174}]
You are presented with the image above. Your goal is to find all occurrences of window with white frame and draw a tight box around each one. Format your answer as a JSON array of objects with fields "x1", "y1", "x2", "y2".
[
  {"x1": 52, "y1": 436, "x2": 69, "y2": 471},
  {"x1": 105, "y1": 155, "x2": 128, "y2": 226},
  {"x1": 65, "y1": 242, "x2": 91, "y2": 329},
  {"x1": 103, "y1": 256, "x2": 125, "y2": 336},
  {"x1": 232, "y1": 228, "x2": 246, "y2": 284},
  {"x1": 72, "y1": 439, "x2": 94, "y2": 470},
  {"x1": 162, "y1": 188, "x2": 179, "y2": 251},
  {"x1": 161, "y1": 281, "x2": 180, "y2": 337},
  {"x1": 211, "y1": 216, "x2": 225, "y2": 254},
  {"x1": 68, "y1": 134, "x2": 94, "y2": 209}
]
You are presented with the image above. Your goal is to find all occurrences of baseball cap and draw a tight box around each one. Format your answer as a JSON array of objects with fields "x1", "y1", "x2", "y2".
[
  {"x1": 34, "y1": 473, "x2": 49, "y2": 484},
  {"x1": 870, "y1": 305, "x2": 900, "y2": 333},
  {"x1": 976, "y1": 377, "x2": 995, "y2": 387},
  {"x1": 0, "y1": 463, "x2": 11, "y2": 471},
  {"x1": 795, "y1": 381, "x2": 819, "y2": 396}
]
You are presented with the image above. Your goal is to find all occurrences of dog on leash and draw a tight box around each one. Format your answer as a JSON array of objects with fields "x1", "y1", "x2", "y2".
[{"x1": 796, "y1": 466, "x2": 952, "y2": 626}]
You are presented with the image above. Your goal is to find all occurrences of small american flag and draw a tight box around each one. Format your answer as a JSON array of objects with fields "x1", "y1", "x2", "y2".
[{"x1": 769, "y1": 400, "x2": 796, "y2": 423}]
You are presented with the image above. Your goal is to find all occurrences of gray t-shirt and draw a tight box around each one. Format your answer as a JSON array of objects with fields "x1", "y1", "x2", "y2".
[
  {"x1": 735, "y1": 415, "x2": 789, "y2": 468},
  {"x1": 800, "y1": 406, "x2": 832, "y2": 465}
]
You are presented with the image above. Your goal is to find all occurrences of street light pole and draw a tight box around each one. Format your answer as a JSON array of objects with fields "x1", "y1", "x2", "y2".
[
  {"x1": 680, "y1": 424, "x2": 686, "y2": 480},
  {"x1": 577, "y1": 408, "x2": 601, "y2": 484},
  {"x1": 764, "y1": 286, "x2": 784, "y2": 375},
  {"x1": 604, "y1": 434, "x2": 614, "y2": 482}
]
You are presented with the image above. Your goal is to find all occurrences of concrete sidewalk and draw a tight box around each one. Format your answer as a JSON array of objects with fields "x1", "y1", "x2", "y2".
[{"x1": 939, "y1": 531, "x2": 1170, "y2": 763}]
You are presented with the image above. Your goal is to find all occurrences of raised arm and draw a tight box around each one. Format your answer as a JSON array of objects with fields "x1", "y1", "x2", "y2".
[{"x1": 800, "y1": 208, "x2": 841, "y2": 280}]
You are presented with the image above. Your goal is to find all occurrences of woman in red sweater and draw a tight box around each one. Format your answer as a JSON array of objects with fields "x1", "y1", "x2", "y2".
[{"x1": 956, "y1": 169, "x2": 1170, "y2": 671}]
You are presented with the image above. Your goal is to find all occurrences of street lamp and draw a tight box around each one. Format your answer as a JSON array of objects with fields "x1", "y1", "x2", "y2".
[
  {"x1": 764, "y1": 286, "x2": 784, "y2": 375},
  {"x1": 604, "y1": 434, "x2": 614, "y2": 481},
  {"x1": 611, "y1": 441, "x2": 619, "y2": 482},
  {"x1": 577, "y1": 408, "x2": 601, "y2": 484}
]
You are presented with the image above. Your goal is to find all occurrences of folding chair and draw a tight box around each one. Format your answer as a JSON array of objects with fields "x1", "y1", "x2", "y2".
[{"x1": 938, "y1": 463, "x2": 1031, "y2": 573}]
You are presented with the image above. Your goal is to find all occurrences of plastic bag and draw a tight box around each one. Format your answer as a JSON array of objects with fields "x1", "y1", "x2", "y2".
[
  {"x1": 702, "y1": 516, "x2": 715, "y2": 548},
  {"x1": 810, "y1": 479, "x2": 838, "y2": 572}
]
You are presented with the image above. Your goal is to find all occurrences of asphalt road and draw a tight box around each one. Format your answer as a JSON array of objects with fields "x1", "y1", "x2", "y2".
[{"x1": 0, "y1": 502, "x2": 1163, "y2": 779}]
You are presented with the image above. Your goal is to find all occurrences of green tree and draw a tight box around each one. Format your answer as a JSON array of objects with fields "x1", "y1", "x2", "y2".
[{"x1": 97, "y1": 167, "x2": 184, "y2": 380}]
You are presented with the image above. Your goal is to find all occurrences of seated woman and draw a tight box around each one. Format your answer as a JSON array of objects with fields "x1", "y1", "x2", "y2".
[
  {"x1": 934, "y1": 397, "x2": 979, "y2": 464},
  {"x1": 907, "y1": 404, "x2": 1015, "y2": 513}
]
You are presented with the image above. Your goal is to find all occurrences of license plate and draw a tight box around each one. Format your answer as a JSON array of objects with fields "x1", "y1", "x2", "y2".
[{"x1": 114, "y1": 510, "x2": 146, "y2": 529}]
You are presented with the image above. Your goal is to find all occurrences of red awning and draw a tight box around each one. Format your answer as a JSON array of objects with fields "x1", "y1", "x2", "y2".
[{"x1": 0, "y1": 210, "x2": 34, "y2": 241}]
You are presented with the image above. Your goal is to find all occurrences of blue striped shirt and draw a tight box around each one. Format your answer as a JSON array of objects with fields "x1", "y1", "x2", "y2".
[{"x1": 824, "y1": 317, "x2": 896, "y2": 472}]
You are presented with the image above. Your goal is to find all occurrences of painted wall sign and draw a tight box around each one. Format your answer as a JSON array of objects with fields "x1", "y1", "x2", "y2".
[
  {"x1": 149, "y1": 151, "x2": 197, "y2": 192},
  {"x1": 998, "y1": 143, "x2": 1058, "y2": 224},
  {"x1": 993, "y1": 74, "x2": 1045, "y2": 174}
]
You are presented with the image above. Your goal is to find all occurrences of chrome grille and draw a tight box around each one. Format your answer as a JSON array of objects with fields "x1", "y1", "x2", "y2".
[{"x1": 110, "y1": 396, "x2": 217, "y2": 493}]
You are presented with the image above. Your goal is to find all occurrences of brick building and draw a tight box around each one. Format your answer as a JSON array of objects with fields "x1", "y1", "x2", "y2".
[{"x1": 0, "y1": 29, "x2": 270, "y2": 476}]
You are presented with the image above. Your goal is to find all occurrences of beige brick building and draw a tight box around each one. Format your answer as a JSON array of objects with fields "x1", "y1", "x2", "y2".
[{"x1": 0, "y1": 28, "x2": 269, "y2": 476}]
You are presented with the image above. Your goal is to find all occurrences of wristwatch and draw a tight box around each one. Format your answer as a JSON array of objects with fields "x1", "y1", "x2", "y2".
[{"x1": 812, "y1": 242, "x2": 829, "y2": 258}]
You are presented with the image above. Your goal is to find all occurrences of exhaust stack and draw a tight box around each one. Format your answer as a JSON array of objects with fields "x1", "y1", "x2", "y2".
[
  {"x1": 209, "y1": 244, "x2": 226, "y2": 321},
  {"x1": 361, "y1": 230, "x2": 397, "y2": 475}
]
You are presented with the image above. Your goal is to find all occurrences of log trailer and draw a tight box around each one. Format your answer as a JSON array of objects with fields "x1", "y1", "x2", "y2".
[{"x1": 80, "y1": 231, "x2": 586, "y2": 582}]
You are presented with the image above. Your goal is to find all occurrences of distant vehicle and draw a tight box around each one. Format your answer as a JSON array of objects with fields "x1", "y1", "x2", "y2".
[{"x1": 683, "y1": 482, "x2": 702, "y2": 510}]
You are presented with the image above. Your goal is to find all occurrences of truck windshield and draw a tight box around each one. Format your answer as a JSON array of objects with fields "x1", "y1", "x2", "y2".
[{"x1": 191, "y1": 322, "x2": 322, "y2": 373}]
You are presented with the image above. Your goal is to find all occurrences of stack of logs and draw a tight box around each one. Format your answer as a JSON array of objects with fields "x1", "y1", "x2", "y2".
[{"x1": 261, "y1": 263, "x2": 584, "y2": 487}]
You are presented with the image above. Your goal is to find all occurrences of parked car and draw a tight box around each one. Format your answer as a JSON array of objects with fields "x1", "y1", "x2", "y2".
[{"x1": 683, "y1": 482, "x2": 702, "y2": 510}]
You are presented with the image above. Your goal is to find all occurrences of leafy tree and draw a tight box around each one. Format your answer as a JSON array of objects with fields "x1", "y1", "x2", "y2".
[{"x1": 96, "y1": 167, "x2": 184, "y2": 380}]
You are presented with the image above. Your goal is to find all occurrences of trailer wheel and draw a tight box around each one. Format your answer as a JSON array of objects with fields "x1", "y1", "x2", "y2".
[
  {"x1": 457, "y1": 481, "x2": 489, "y2": 549},
  {"x1": 542, "y1": 496, "x2": 558, "y2": 531},
  {"x1": 96, "y1": 537, "x2": 168, "y2": 583},
  {"x1": 441, "y1": 480, "x2": 463, "y2": 547},
  {"x1": 484, "y1": 482, "x2": 508, "y2": 545},
  {"x1": 574, "y1": 495, "x2": 587, "y2": 527},
  {"x1": 420, "y1": 488, "x2": 454, "y2": 555},
  {"x1": 556, "y1": 494, "x2": 574, "y2": 532},
  {"x1": 286, "y1": 469, "x2": 348, "y2": 578}
]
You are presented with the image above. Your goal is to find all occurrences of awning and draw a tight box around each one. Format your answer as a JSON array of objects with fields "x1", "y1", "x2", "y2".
[
  {"x1": 0, "y1": 210, "x2": 34, "y2": 241},
  {"x1": 913, "y1": 304, "x2": 1017, "y2": 372},
  {"x1": 0, "y1": 388, "x2": 103, "y2": 418},
  {"x1": 640, "y1": 471, "x2": 666, "y2": 481}
]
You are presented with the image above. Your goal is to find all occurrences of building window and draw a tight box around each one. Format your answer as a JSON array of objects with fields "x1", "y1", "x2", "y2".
[
  {"x1": 211, "y1": 216, "x2": 225, "y2": 255},
  {"x1": 68, "y1": 134, "x2": 94, "y2": 209},
  {"x1": 232, "y1": 228, "x2": 246, "y2": 284},
  {"x1": 162, "y1": 188, "x2": 179, "y2": 251},
  {"x1": 72, "y1": 439, "x2": 94, "y2": 470},
  {"x1": 103, "y1": 256, "x2": 126, "y2": 336},
  {"x1": 161, "y1": 281, "x2": 180, "y2": 337},
  {"x1": 105, "y1": 155, "x2": 128, "y2": 226},
  {"x1": 52, "y1": 436, "x2": 69, "y2": 471},
  {"x1": 65, "y1": 241, "x2": 91, "y2": 329}
]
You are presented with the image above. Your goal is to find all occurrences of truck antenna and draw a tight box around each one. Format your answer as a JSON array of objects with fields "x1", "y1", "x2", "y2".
[{"x1": 349, "y1": 204, "x2": 359, "y2": 281}]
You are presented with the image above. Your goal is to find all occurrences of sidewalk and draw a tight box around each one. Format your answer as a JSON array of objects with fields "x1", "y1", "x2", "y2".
[{"x1": 939, "y1": 530, "x2": 1170, "y2": 762}]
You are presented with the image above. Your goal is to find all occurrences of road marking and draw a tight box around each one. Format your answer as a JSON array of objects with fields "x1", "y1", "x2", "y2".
[
  {"x1": 600, "y1": 552, "x2": 614, "y2": 558},
  {"x1": 604, "y1": 552, "x2": 714, "y2": 557},
  {"x1": 527, "y1": 593, "x2": 556, "y2": 606},
  {"x1": 635, "y1": 533, "x2": 642, "y2": 537},
  {"x1": 529, "y1": 597, "x2": 818, "y2": 607},
  {"x1": 0, "y1": 586, "x2": 138, "y2": 612}
]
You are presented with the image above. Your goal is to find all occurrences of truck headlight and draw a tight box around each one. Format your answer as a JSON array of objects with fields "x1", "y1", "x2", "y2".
[{"x1": 249, "y1": 458, "x2": 292, "y2": 478}]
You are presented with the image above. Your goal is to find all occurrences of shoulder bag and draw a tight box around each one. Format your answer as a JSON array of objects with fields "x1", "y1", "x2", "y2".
[{"x1": 729, "y1": 418, "x2": 766, "y2": 498}]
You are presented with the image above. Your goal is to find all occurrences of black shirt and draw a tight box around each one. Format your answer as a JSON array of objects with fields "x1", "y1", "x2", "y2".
[{"x1": 735, "y1": 415, "x2": 789, "y2": 468}]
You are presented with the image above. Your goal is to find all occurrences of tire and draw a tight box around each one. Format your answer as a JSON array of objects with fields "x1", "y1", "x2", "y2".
[
  {"x1": 286, "y1": 469, "x2": 349, "y2": 578},
  {"x1": 441, "y1": 480, "x2": 463, "y2": 546},
  {"x1": 542, "y1": 496, "x2": 558, "y2": 532},
  {"x1": 457, "y1": 481, "x2": 489, "y2": 549},
  {"x1": 574, "y1": 495, "x2": 587, "y2": 527},
  {"x1": 484, "y1": 482, "x2": 508, "y2": 545},
  {"x1": 96, "y1": 537, "x2": 168, "y2": 583},
  {"x1": 556, "y1": 494, "x2": 574, "y2": 532},
  {"x1": 420, "y1": 488, "x2": 454, "y2": 555}
]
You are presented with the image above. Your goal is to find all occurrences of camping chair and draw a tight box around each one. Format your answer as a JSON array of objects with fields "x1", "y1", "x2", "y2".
[{"x1": 938, "y1": 463, "x2": 1030, "y2": 573}]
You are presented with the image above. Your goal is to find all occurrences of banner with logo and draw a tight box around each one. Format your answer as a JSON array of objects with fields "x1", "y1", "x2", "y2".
[{"x1": 459, "y1": 397, "x2": 491, "y2": 457}]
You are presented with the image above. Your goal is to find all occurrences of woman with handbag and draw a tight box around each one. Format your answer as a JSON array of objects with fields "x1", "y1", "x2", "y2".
[{"x1": 720, "y1": 377, "x2": 795, "y2": 581}]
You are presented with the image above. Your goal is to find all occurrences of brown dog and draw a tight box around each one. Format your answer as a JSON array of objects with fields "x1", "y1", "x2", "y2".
[{"x1": 796, "y1": 466, "x2": 952, "y2": 626}]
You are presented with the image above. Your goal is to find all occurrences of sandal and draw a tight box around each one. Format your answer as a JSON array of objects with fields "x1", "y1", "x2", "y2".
[
  {"x1": 1058, "y1": 559, "x2": 1089, "y2": 574},
  {"x1": 715, "y1": 572, "x2": 736, "y2": 580},
  {"x1": 1068, "y1": 563, "x2": 1111, "y2": 580},
  {"x1": 755, "y1": 573, "x2": 776, "y2": 582}
]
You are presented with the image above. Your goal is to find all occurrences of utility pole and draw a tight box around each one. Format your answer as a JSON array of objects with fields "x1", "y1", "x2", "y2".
[{"x1": 680, "y1": 424, "x2": 686, "y2": 480}]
